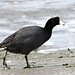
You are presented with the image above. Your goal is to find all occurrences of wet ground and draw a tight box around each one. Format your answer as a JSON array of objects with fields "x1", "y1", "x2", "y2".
[
  {"x1": 0, "y1": 0, "x2": 75, "y2": 75},
  {"x1": 0, "y1": 49, "x2": 75, "y2": 75}
]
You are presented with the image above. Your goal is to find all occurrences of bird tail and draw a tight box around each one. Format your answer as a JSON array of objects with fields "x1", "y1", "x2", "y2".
[
  {"x1": 0, "y1": 43, "x2": 2, "y2": 48},
  {"x1": 0, "y1": 43, "x2": 6, "y2": 52}
]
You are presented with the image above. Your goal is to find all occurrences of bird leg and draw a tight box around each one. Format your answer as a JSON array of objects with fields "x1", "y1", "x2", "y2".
[
  {"x1": 3, "y1": 51, "x2": 10, "y2": 69},
  {"x1": 24, "y1": 54, "x2": 30, "y2": 68}
]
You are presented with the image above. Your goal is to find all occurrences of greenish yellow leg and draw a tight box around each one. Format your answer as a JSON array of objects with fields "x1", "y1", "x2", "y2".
[
  {"x1": 3, "y1": 51, "x2": 10, "y2": 69},
  {"x1": 25, "y1": 54, "x2": 30, "y2": 68}
]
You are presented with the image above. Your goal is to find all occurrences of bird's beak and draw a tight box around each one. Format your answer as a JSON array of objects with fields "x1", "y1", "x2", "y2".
[{"x1": 59, "y1": 19, "x2": 65, "y2": 26}]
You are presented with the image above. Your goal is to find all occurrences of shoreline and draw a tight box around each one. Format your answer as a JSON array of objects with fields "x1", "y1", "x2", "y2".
[
  {"x1": 0, "y1": 0, "x2": 75, "y2": 75},
  {"x1": 0, "y1": 49, "x2": 75, "y2": 75}
]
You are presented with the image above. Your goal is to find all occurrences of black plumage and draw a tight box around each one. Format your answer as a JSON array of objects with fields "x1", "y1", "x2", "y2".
[{"x1": 0, "y1": 17, "x2": 64, "y2": 69}]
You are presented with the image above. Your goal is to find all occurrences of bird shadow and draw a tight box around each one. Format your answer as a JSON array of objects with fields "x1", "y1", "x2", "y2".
[{"x1": 23, "y1": 66, "x2": 44, "y2": 69}]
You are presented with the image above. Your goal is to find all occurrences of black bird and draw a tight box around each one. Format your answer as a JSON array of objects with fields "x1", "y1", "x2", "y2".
[{"x1": 0, "y1": 17, "x2": 64, "y2": 69}]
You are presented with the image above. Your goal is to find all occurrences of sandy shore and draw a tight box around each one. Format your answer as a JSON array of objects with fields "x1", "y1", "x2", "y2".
[
  {"x1": 0, "y1": 49, "x2": 75, "y2": 75},
  {"x1": 0, "y1": 1, "x2": 75, "y2": 75}
]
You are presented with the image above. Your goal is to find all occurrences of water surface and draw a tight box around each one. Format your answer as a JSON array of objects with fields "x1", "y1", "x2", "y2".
[{"x1": 0, "y1": 0, "x2": 75, "y2": 53}]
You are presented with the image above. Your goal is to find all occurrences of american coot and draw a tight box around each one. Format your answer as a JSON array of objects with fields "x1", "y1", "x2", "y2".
[{"x1": 0, "y1": 17, "x2": 64, "y2": 69}]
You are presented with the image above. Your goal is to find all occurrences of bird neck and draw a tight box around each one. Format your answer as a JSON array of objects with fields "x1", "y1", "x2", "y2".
[
  {"x1": 44, "y1": 24, "x2": 54, "y2": 32},
  {"x1": 44, "y1": 20, "x2": 56, "y2": 32}
]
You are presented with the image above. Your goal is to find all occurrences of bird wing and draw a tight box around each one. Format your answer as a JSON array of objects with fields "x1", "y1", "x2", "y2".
[{"x1": 0, "y1": 33, "x2": 16, "y2": 47}]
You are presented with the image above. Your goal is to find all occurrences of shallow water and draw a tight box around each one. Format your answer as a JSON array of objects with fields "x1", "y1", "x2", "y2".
[{"x1": 0, "y1": 0, "x2": 75, "y2": 54}]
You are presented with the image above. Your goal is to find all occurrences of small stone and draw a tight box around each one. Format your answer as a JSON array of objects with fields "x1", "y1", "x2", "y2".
[
  {"x1": 62, "y1": 63, "x2": 68, "y2": 66},
  {"x1": 58, "y1": 56, "x2": 63, "y2": 58}
]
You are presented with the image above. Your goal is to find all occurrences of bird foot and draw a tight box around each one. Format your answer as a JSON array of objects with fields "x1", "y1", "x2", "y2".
[
  {"x1": 23, "y1": 66, "x2": 31, "y2": 69},
  {"x1": 3, "y1": 65, "x2": 10, "y2": 69},
  {"x1": 23, "y1": 66, "x2": 44, "y2": 69},
  {"x1": 3, "y1": 61, "x2": 10, "y2": 69}
]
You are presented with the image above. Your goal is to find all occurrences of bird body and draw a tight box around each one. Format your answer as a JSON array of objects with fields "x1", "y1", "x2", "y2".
[
  {"x1": 0, "y1": 17, "x2": 64, "y2": 68},
  {"x1": 0, "y1": 26, "x2": 51, "y2": 55}
]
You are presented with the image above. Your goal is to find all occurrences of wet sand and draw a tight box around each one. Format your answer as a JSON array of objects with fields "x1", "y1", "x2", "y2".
[
  {"x1": 0, "y1": 49, "x2": 75, "y2": 75},
  {"x1": 0, "y1": 0, "x2": 75, "y2": 75}
]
